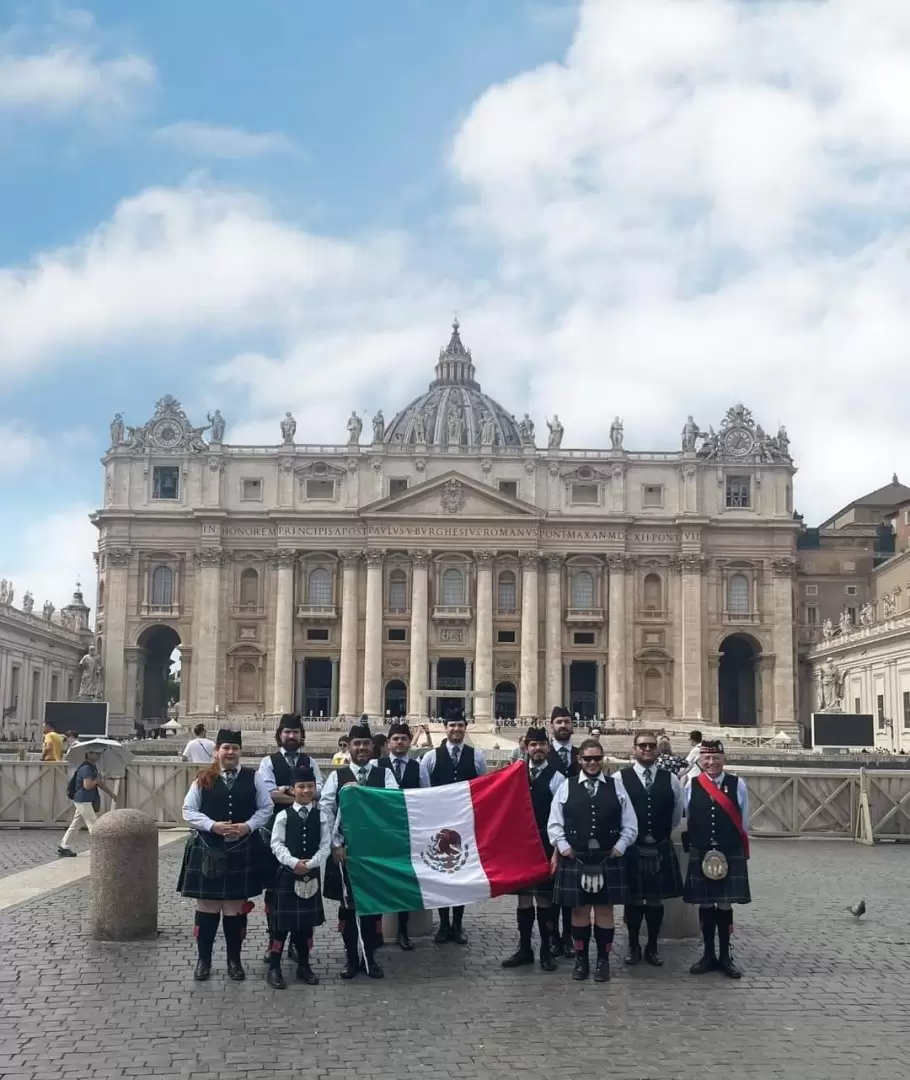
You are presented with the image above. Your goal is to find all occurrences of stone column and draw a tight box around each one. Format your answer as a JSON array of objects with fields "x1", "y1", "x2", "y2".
[
  {"x1": 707, "y1": 654, "x2": 721, "y2": 722},
  {"x1": 519, "y1": 553, "x2": 540, "y2": 719},
  {"x1": 362, "y1": 550, "x2": 385, "y2": 719},
  {"x1": 473, "y1": 551, "x2": 495, "y2": 725},
  {"x1": 677, "y1": 553, "x2": 705, "y2": 720},
  {"x1": 770, "y1": 557, "x2": 797, "y2": 730},
  {"x1": 465, "y1": 658, "x2": 474, "y2": 721},
  {"x1": 408, "y1": 550, "x2": 430, "y2": 720},
  {"x1": 271, "y1": 552, "x2": 296, "y2": 715},
  {"x1": 607, "y1": 554, "x2": 628, "y2": 720},
  {"x1": 758, "y1": 655, "x2": 773, "y2": 729},
  {"x1": 192, "y1": 548, "x2": 224, "y2": 717},
  {"x1": 544, "y1": 554, "x2": 564, "y2": 716},
  {"x1": 338, "y1": 553, "x2": 361, "y2": 717},
  {"x1": 102, "y1": 547, "x2": 132, "y2": 726},
  {"x1": 596, "y1": 661, "x2": 605, "y2": 720},
  {"x1": 330, "y1": 656, "x2": 339, "y2": 717},
  {"x1": 563, "y1": 660, "x2": 571, "y2": 712}
]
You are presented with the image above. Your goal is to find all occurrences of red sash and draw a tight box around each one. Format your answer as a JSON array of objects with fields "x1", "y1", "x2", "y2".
[{"x1": 696, "y1": 772, "x2": 750, "y2": 858}]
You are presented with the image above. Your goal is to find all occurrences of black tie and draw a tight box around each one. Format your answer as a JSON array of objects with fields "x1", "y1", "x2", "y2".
[
  {"x1": 643, "y1": 766, "x2": 653, "y2": 791},
  {"x1": 394, "y1": 758, "x2": 404, "y2": 783},
  {"x1": 530, "y1": 766, "x2": 540, "y2": 783}
]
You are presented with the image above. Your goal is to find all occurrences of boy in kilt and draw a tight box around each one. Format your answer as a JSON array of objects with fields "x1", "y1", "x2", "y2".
[
  {"x1": 547, "y1": 705, "x2": 580, "y2": 958},
  {"x1": 618, "y1": 730, "x2": 684, "y2": 967},
  {"x1": 501, "y1": 727, "x2": 564, "y2": 973},
  {"x1": 683, "y1": 739, "x2": 751, "y2": 979},
  {"x1": 179, "y1": 730, "x2": 273, "y2": 982},
  {"x1": 547, "y1": 738, "x2": 638, "y2": 983},
  {"x1": 321, "y1": 721, "x2": 398, "y2": 980},
  {"x1": 266, "y1": 766, "x2": 330, "y2": 989}
]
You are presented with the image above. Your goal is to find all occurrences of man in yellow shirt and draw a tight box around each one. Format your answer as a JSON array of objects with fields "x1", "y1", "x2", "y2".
[{"x1": 42, "y1": 723, "x2": 64, "y2": 762}]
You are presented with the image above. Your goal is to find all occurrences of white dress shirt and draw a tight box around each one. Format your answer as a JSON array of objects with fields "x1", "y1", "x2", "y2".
[
  {"x1": 323, "y1": 762, "x2": 399, "y2": 847},
  {"x1": 547, "y1": 772, "x2": 639, "y2": 856},
  {"x1": 182, "y1": 768, "x2": 273, "y2": 834},
  {"x1": 418, "y1": 740, "x2": 487, "y2": 785},
  {"x1": 256, "y1": 750, "x2": 324, "y2": 797},
  {"x1": 377, "y1": 753, "x2": 430, "y2": 788},
  {"x1": 270, "y1": 803, "x2": 331, "y2": 871},
  {"x1": 684, "y1": 771, "x2": 750, "y2": 833},
  {"x1": 628, "y1": 760, "x2": 684, "y2": 831},
  {"x1": 529, "y1": 759, "x2": 567, "y2": 798},
  {"x1": 182, "y1": 737, "x2": 215, "y2": 763},
  {"x1": 551, "y1": 738, "x2": 575, "y2": 765}
]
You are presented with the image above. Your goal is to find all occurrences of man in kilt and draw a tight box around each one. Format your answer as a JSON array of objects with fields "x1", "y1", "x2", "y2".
[
  {"x1": 256, "y1": 714, "x2": 324, "y2": 962},
  {"x1": 547, "y1": 737, "x2": 638, "y2": 983},
  {"x1": 179, "y1": 729, "x2": 273, "y2": 982},
  {"x1": 547, "y1": 705, "x2": 580, "y2": 958},
  {"x1": 618, "y1": 730, "x2": 684, "y2": 967},
  {"x1": 501, "y1": 727, "x2": 563, "y2": 973},
  {"x1": 683, "y1": 739, "x2": 751, "y2": 979},
  {"x1": 266, "y1": 766, "x2": 330, "y2": 989},
  {"x1": 321, "y1": 721, "x2": 398, "y2": 979},
  {"x1": 377, "y1": 721, "x2": 428, "y2": 951}
]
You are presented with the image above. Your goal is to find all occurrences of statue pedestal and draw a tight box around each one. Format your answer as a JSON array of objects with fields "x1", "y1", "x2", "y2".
[{"x1": 660, "y1": 831, "x2": 699, "y2": 941}]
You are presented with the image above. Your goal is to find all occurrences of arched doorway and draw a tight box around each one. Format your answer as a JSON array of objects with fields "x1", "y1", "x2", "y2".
[
  {"x1": 718, "y1": 634, "x2": 760, "y2": 726},
  {"x1": 138, "y1": 625, "x2": 181, "y2": 735},
  {"x1": 384, "y1": 679, "x2": 407, "y2": 718},
  {"x1": 494, "y1": 680, "x2": 517, "y2": 720}
]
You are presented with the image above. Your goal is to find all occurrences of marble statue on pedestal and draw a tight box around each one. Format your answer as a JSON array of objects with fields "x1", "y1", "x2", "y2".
[
  {"x1": 346, "y1": 412, "x2": 363, "y2": 445},
  {"x1": 280, "y1": 412, "x2": 297, "y2": 444},
  {"x1": 546, "y1": 415, "x2": 564, "y2": 449},
  {"x1": 78, "y1": 646, "x2": 104, "y2": 700},
  {"x1": 372, "y1": 411, "x2": 385, "y2": 442},
  {"x1": 610, "y1": 416, "x2": 624, "y2": 450}
]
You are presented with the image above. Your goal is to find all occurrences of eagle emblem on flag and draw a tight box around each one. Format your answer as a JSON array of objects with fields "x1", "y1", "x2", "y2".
[{"x1": 421, "y1": 828, "x2": 470, "y2": 874}]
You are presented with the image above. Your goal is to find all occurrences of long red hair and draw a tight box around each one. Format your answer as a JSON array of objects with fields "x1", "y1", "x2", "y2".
[{"x1": 195, "y1": 763, "x2": 222, "y2": 789}]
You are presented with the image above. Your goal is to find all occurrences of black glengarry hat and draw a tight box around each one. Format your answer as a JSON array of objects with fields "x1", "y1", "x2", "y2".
[
  {"x1": 290, "y1": 766, "x2": 316, "y2": 785},
  {"x1": 215, "y1": 728, "x2": 242, "y2": 748},
  {"x1": 525, "y1": 726, "x2": 548, "y2": 743}
]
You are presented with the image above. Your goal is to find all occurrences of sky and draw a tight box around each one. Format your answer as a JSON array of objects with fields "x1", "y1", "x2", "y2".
[{"x1": 2, "y1": 0, "x2": 910, "y2": 615}]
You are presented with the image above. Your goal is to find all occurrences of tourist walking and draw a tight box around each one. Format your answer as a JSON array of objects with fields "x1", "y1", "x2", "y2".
[
  {"x1": 57, "y1": 748, "x2": 115, "y2": 857},
  {"x1": 182, "y1": 724, "x2": 215, "y2": 764}
]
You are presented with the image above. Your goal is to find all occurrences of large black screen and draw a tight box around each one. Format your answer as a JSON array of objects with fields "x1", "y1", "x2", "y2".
[
  {"x1": 44, "y1": 701, "x2": 109, "y2": 738},
  {"x1": 811, "y1": 712, "x2": 875, "y2": 748}
]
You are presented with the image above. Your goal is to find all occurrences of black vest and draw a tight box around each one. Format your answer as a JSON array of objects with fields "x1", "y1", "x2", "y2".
[
  {"x1": 430, "y1": 744, "x2": 477, "y2": 786},
  {"x1": 563, "y1": 777, "x2": 622, "y2": 851},
  {"x1": 548, "y1": 743, "x2": 579, "y2": 777},
  {"x1": 379, "y1": 755, "x2": 421, "y2": 790},
  {"x1": 528, "y1": 762, "x2": 559, "y2": 857},
  {"x1": 282, "y1": 805, "x2": 322, "y2": 861},
  {"x1": 335, "y1": 764, "x2": 388, "y2": 789},
  {"x1": 620, "y1": 766, "x2": 675, "y2": 843},
  {"x1": 687, "y1": 773, "x2": 744, "y2": 855},
  {"x1": 198, "y1": 768, "x2": 258, "y2": 830},
  {"x1": 269, "y1": 750, "x2": 312, "y2": 788}
]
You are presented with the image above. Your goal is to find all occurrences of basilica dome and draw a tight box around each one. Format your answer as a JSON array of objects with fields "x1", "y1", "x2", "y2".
[{"x1": 382, "y1": 321, "x2": 522, "y2": 449}]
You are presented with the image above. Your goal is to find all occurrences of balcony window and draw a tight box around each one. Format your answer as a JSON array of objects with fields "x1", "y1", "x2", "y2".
[
  {"x1": 441, "y1": 568, "x2": 464, "y2": 605},
  {"x1": 151, "y1": 566, "x2": 174, "y2": 607},
  {"x1": 498, "y1": 480, "x2": 518, "y2": 499},
  {"x1": 241, "y1": 478, "x2": 262, "y2": 501},
  {"x1": 571, "y1": 483, "x2": 599, "y2": 505},
  {"x1": 571, "y1": 570, "x2": 595, "y2": 609},
  {"x1": 643, "y1": 573, "x2": 662, "y2": 611},
  {"x1": 307, "y1": 568, "x2": 332, "y2": 606},
  {"x1": 497, "y1": 571, "x2": 517, "y2": 612},
  {"x1": 388, "y1": 569, "x2": 408, "y2": 610},
  {"x1": 239, "y1": 568, "x2": 259, "y2": 606},
  {"x1": 306, "y1": 479, "x2": 335, "y2": 500},
  {"x1": 727, "y1": 574, "x2": 750, "y2": 615}
]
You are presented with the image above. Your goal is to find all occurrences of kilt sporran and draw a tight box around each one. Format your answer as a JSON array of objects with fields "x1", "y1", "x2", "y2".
[
  {"x1": 683, "y1": 846, "x2": 751, "y2": 906},
  {"x1": 553, "y1": 851, "x2": 627, "y2": 908},
  {"x1": 624, "y1": 838, "x2": 684, "y2": 904}
]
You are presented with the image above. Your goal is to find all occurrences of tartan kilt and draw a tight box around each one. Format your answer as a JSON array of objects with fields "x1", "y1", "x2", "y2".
[
  {"x1": 176, "y1": 831, "x2": 268, "y2": 901},
  {"x1": 553, "y1": 854, "x2": 627, "y2": 908},
  {"x1": 515, "y1": 873, "x2": 556, "y2": 904},
  {"x1": 273, "y1": 867, "x2": 326, "y2": 932},
  {"x1": 683, "y1": 847, "x2": 751, "y2": 906},
  {"x1": 259, "y1": 831, "x2": 280, "y2": 897},
  {"x1": 624, "y1": 839, "x2": 684, "y2": 905}
]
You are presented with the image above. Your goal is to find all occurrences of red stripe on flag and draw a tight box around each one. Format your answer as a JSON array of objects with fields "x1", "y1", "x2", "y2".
[{"x1": 470, "y1": 761, "x2": 550, "y2": 897}]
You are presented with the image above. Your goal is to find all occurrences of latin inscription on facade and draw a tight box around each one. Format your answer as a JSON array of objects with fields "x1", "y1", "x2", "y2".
[{"x1": 214, "y1": 523, "x2": 688, "y2": 543}]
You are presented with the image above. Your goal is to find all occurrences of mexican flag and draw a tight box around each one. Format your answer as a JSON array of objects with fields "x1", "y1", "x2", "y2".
[{"x1": 339, "y1": 760, "x2": 550, "y2": 916}]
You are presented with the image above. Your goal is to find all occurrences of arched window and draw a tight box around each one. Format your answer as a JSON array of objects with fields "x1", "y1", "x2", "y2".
[
  {"x1": 151, "y1": 565, "x2": 173, "y2": 607},
  {"x1": 727, "y1": 573, "x2": 750, "y2": 615},
  {"x1": 388, "y1": 569, "x2": 408, "y2": 610},
  {"x1": 497, "y1": 570, "x2": 517, "y2": 612},
  {"x1": 239, "y1": 568, "x2": 259, "y2": 605},
  {"x1": 571, "y1": 570, "x2": 595, "y2": 609},
  {"x1": 643, "y1": 573, "x2": 662, "y2": 611},
  {"x1": 441, "y1": 568, "x2": 464, "y2": 605},
  {"x1": 644, "y1": 667, "x2": 663, "y2": 705},
  {"x1": 237, "y1": 662, "x2": 258, "y2": 702},
  {"x1": 307, "y1": 568, "x2": 332, "y2": 606}
]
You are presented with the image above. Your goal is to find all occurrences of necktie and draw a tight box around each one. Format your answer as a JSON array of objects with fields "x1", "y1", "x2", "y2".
[
  {"x1": 298, "y1": 806, "x2": 308, "y2": 820},
  {"x1": 530, "y1": 766, "x2": 540, "y2": 783},
  {"x1": 223, "y1": 770, "x2": 236, "y2": 790},
  {"x1": 394, "y1": 758, "x2": 404, "y2": 783},
  {"x1": 643, "y1": 766, "x2": 653, "y2": 791},
  {"x1": 586, "y1": 779, "x2": 597, "y2": 798},
  {"x1": 560, "y1": 747, "x2": 570, "y2": 769},
  {"x1": 357, "y1": 767, "x2": 367, "y2": 785},
  {"x1": 451, "y1": 745, "x2": 461, "y2": 767}
]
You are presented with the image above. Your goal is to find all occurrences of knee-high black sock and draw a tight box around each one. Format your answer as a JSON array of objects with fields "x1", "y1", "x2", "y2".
[
  {"x1": 699, "y1": 906, "x2": 717, "y2": 956},
  {"x1": 644, "y1": 904, "x2": 664, "y2": 948},
  {"x1": 516, "y1": 907, "x2": 536, "y2": 950},
  {"x1": 264, "y1": 890, "x2": 275, "y2": 938},
  {"x1": 194, "y1": 912, "x2": 220, "y2": 963},
  {"x1": 571, "y1": 924, "x2": 592, "y2": 958},
  {"x1": 222, "y1": 915, "x2": 245, "y2": 962},
  {"x1": 536, "y1": 906, "x2": 554, "y2": 947},
  {"x1": 398, "y1": 910, "x2": 410, "y2": 933},
  {"x1": 437, "y1": 907, "x2": 451, "y2": 927},
  {"x1": 268, "y1": 929, "x2": 288, "y2": 970},
  {"x1": 561, "y1": 906, "x2": 572, "y2": 937},
  {"x1": 341, "y1": 913, "x2": 359, "y2": 959},
  {"x1": 452, "y1": 905, "x2": 465, "y2": 928},
  {"x1": 592, "y1": 925, "x2": 615, "y2": 959},
  {"x1": 290, "y1": 929, "x2": 310, "y2": 963},
  {"x1": 359, "y1": 915, "x2": 378, "y2": 958},
  {"x1": 716, "y1": 908, "x2": 734, "y2": 957},
  {"x1": 625, "y1": 903, "x2": 644, "y2": 947}
]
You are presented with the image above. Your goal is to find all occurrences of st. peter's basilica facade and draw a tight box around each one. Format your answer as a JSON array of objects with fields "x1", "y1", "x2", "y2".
[{"x1": 93, "y1": 322, "x2": 799, "y2": 736}]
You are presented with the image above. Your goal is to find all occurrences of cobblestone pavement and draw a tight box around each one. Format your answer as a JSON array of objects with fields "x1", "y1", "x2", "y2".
[
  {"x1": 0, "y1": 828, "x2": 73, "y2": 878},
  {"x1": 0, "y1": 838, "x2": 908, "y2": 1080}
]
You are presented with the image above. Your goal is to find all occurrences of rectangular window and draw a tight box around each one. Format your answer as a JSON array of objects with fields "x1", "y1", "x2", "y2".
[
  {"x1": 903, "y1": 691, "x2": 910, "y2": 729},
  {"x1": 573, "y1": 631, "x2": 596, "y2": 645},
  {"x1": 152, "y1": 465, "x2": 180, "y2": 500},
  {"x1": 725, "y1": 475, "x2": 751, "y2": 509},
  {"x1": 854, "y1": 697, "x2": 861, "y2": 715},
  {"x1": 306, "y1": 628, "x2": 329, "y2": 642},
  {"x1": 67, "y1": 675, "x2": 74, "y2": 700},
  {"x1": 845, "y1": 585, "x2": 857, "y2": 596},
  {"x1": 389, "y1": 478, "x2": 409, "y2": 496},
  {"x1": 9, "y1": 665, "x2": 20, "y2": 712},
  {"x1": 50, "y1": 674, "x2": 59, "y2": 701},
  {"x1": 571, "y1": 483, "x2": 599, "y2": 505},
  {"x1": 498, "y1": 480, "x2": 518, "y2": 499},
  {"x1": 31, "y1": 670, "x2": 41, "y2": 721},
  {"x1": 497, "y1": 629, "x2": 516, "y2": 644},
  {"x1": 877, "y1": 694, "x2": 885, "y2": 729},
  {"x1": 306, "y1": 479, "x2": 335, "y2": 500},
  {"x1": 905, "y1": 509, "x2": 910, "y2": 525},
  {"x1": 806, "y1": 606, "x2": 818, "y2": 625},
  {"x1": 241, "y1": 478, "x2": 262, "y2": 501},
  {"x1": 805, "y1": 584, "x2": 818, "y2": 596},
  {"x1": 387, "y1": 627, "x2": 407, "y2": 643},
  {"x1": 642, "y1": 484, "x2": 663, "y2": 508}
]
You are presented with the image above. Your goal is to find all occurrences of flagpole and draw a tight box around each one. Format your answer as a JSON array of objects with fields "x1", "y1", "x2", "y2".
[{"x1": 341, "y1": 862, "x2": 370, "y2": 975}]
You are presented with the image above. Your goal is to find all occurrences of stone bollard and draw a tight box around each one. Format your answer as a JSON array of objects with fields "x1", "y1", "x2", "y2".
[
  {"x1": 661, "y1": 830, "x2": 699, "y2": 940},
  {"x1": 90, "y1": 809, "x2": 159, "y2": 941},
  {"x1": 381, "y1": 909, "x2": 435, "y2": 940}
]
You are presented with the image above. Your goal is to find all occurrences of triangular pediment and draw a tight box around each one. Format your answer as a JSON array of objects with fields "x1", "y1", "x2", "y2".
[{"x1": 361, "y1": 470, "x2": 541, "y2": 518}]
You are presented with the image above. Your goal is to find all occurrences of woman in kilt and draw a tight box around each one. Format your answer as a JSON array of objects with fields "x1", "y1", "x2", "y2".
[
  {"x1": 618, "y1": 730, "x2": 684, "y2": 968},
  {"x1": 179, "y1": 730, "x2": 273, "y2": 982},
  {"x1": 683, "y1": 739, "x2": 751, "y2": 980},
  {"x1": 266, "y1": 767, "x2": 330, "y2": 989},
  {"x1": 547, "y1": 738, "x2": 638, "y2": 983}
]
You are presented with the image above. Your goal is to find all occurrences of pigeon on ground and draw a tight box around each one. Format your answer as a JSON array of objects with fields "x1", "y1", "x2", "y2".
[{"x1": 848, "y1": 899, "x2": 866, "y2": 918}]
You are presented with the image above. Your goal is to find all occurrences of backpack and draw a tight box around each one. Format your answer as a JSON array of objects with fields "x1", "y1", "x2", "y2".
[{"x1": 66, "y1": 769, "x2": 80, "y2": 800}]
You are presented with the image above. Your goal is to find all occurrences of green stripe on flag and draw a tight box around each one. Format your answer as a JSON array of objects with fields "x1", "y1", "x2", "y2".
[{"x1": 339, "y1": 786, "x2": 424, "y2": 916}]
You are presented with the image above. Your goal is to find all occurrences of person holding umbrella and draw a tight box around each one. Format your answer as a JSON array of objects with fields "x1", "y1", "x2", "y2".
[{"x1": 57, "y1": 744, "x2": 118, "y2": 857}]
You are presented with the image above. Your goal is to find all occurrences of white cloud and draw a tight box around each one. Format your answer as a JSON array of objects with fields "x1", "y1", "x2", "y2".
[
  {"x1": 0, "y1": 423, "x2": 45, "y2": 470},
  {"x1": 155, "y1": 122, "x2": 299, "y2": 159},
  {"x1": 0, "y1": 506, "x2": 96, "y2": 617},
  {"x1": 0, "y1": 46, "x2": 155, "y2": 112}
]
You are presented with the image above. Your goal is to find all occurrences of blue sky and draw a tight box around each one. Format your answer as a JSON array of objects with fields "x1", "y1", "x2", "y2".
[{"x1": 2, "y1": 0, "x2": 910, "y2": 610}]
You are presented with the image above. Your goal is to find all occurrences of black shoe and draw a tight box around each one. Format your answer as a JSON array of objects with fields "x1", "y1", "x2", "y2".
[
  {"x1": 262, "y1": 947, "x2": 272, "y2": 964},
  {"x1": 624, "y1": 944, "x2": 642, "y2": 966},
  {"x1": 644, "y1": 946, "x2": 663, "y2": 967},
  {"x1": 226, "y1": 959, "x2": 245, "y2": 982},
  {"x1": 193, "y1": 959, "x2": 211, "y2": 982},
  {"x1": 363, "y1": 957, "x2": 384, "y2": 979},
  {"x1": 288, "y1": 941, "x2": 300, "y2": 963},
  {"x1": 689, "y1": 953, "x2": 718, "y2": 975},
  {"x1": 57, "y1": 847, "x2": 77, "y2": 858},
  {"x1": 266, "y1": 968, "x2": 287, "y2": 990},
  {"x1": 539, "y1": 944, "x2": 557, "y2": 972},
  {"x1": 375, "y1": 933, "x2": 385, "y2": 949},
  {"x1": 450, "y1": 926, "x2": 468, "y2": 946},
  {"x1": 501, "y1": 947, "x2": 535, "y2": 969},
  {"x1": 339, "y1": 956, "x2": 360, "y2": 980},
  {"x1": 396, "y1": 931, "x2": 413, "y2": 951},
  {"x1": 296, "y1": 963, "x2": 319, "y2": 985},
  {"x1": 593, "y1": 957, "x2": 611, "y2": 983},
  {"x1": 434, "y1": 922, "x2": 451, "y2": 945},
  {"x1": 562, "y1": 932, "x2": 575, "y2": 959},
  {"x1": 572, "y1": 955, "x2": 589, "y2": 981},
  {"x1": 719, "y1": 953, "x2": 743, "y2": 979}
]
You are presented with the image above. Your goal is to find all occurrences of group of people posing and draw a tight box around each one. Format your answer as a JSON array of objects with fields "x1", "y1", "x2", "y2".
[{"x1": 178, "y1": 709, "x2": 751, "y2": 988}]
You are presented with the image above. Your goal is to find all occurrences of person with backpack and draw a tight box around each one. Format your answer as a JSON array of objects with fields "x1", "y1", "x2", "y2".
[{"x1": 58, "y1": 749, "x2": 115, "y2": 857}]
